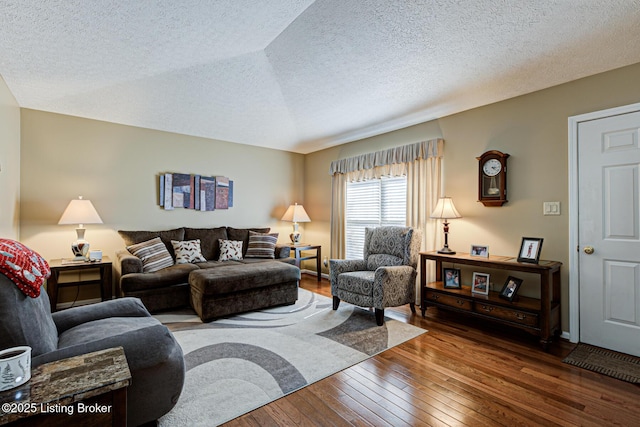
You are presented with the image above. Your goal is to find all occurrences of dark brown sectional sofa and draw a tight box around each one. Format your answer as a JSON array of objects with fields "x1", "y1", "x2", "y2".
[{"x1": 114, "y1": 227, "x2": 300, "y2": 318}]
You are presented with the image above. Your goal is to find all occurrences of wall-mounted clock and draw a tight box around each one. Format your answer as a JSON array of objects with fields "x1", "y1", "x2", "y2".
[{"x1": 477, "y1": 150, "x2": 509, "y2": 207}]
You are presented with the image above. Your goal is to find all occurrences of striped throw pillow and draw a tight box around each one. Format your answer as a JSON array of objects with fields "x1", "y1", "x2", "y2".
[
  {"x1": 245, "y1": 231, "x2": 279, "y2": 259},
  {"x1": 127, "y1": 237, "x2": 174, "y2": 272}
]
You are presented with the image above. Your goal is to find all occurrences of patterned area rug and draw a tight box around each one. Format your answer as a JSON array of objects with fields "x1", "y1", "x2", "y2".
[
  {"x1": 155, "y1": 288, "x2": 426, "y2": 426},
  {"x1": 563, "y1": 343, "x2": 640, "y2": 383}
]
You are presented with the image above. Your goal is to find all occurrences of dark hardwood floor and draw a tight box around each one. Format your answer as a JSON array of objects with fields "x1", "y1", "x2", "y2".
[{"x1": 222, "y1": 274, "x2": 640, "y2": 426}]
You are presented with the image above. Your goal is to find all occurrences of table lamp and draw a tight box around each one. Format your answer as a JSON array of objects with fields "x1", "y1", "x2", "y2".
[
  {"x1": 430, "y1": 197, "x2": 462, "y2": 254},
  {"x1": 281, "y1": 203, "x2": 311, "y2": 244},
  {"x1": 58, "y1": 196, "x2": 103, "y2": 260}
]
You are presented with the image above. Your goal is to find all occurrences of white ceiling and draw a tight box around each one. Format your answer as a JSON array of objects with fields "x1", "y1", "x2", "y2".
[{"x1": 1, "y1": 1, "x2": 640, "y2": 154}]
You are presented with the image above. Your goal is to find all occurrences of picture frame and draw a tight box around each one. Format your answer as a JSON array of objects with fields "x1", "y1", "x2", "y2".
[
  {"x1": 470, "y1": 244, "x2": 489, "y2": 258},
  {"x1": 443, "y1": 267, "x2": 461, "y2": 289},
  {"x1": 499, "y1": 276, "x2": 523, "y2": 302},
  {"x1": 471, "y1": 272, "x2": 490, "y2": 295},
  {"x1": 517, "y1": 237, "x2": 543, "y2": 263}
]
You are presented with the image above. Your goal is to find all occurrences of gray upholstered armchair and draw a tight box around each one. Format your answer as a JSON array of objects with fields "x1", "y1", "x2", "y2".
[
  {"x1": 0, "y1": 273, "x2": 185, "y2": 427},
  {"x1": 330, "y1": 226, "x2": 422, "y2": 325}
]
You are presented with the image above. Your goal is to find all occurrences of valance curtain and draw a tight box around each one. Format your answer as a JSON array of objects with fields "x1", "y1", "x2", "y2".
[{"x1": 329, "y1": 138, "x2": 444, "y2": 300}]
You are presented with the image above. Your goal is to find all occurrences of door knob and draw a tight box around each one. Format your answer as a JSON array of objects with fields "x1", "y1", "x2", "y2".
[{"x1": 584, "y1": 246, "x2": 594, "y2": 255}]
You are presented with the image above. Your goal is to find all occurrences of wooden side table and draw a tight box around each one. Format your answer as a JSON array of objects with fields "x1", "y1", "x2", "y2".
[
  {"x1": 47, "y1": 257, "x2": 112, "y2": 313},
  {"x1": 0, "y1": 347, "x2": 131, "y2": 427},
  {"x1": 288, "y1": 244, "x2": 322, "y2": 282}
]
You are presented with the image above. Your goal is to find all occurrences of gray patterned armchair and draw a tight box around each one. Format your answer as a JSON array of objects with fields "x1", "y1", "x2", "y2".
[{"x1": 330, "y1": 226, "x2": 422, "y2": 325}]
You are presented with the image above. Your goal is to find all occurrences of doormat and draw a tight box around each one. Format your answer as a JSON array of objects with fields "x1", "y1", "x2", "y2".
[
  {"x1": 563, "y1": 343, "x2": 640, "y2": 383},
  {"x1": 155, "y1": 288, "x2": 426, "y2": 426}
]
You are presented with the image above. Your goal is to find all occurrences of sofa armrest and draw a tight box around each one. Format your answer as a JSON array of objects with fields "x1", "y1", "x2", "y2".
[
  {"x1": 114, "y1": 250, "x2": 143, "y2": 297},
  {"x1": 330, "y1": 259, "x2": 367, "y2": 275},
  {"x1": 329, "y1": 259, "x2": 367, "y2": 291},
  {"x1": 373, "y1": 265, "x2": 417, "y2": 308},
  {"x1": 116, "y1": 249, "x2": 143, "y2": 275},
  {"x1": 33, "y1": 323, "x2": 184, "y2": 374},
  {"x1": 275, "y1": 244, "x2": 291, "y2": 259},
  {"x1": 52, "y1": 297, "x2": 151, "y2": 334}
]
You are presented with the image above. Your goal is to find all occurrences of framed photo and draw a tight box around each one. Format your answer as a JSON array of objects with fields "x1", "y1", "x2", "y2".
[
  {"x1": 499, "y1": 276, "x2": 523, "y2": 302},
  {"x1": 517, "y1": 237, "x2": 543, "y2": 263},
  {"x1": 470, "y1": 244, "x2": 489, "y2": 258},
  {"x1": 443, "y1": 267, "x2": 461, "y2": 289},
  {"x1": 471, "y1": 272, "x2": 490, "y2": 295}
]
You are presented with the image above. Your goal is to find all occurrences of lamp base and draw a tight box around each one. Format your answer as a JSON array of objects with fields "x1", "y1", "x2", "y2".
[
  {"x1": 437, "y1": 247, "x2": 456, "y2": 255},
  {"x1": 289, "y1": 222, "x2": 301, "y2": 244},
  {"x1": 71, "y1": 240, "x2": 90, "y2": 260},
  {"x1": 289, "y1": 232, "x2": 301, "y2": 244}
]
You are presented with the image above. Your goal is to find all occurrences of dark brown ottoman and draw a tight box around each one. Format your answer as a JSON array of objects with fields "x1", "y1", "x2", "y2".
[{"x1": 189, "y1": 262, "x2": 300, "y2": 321}]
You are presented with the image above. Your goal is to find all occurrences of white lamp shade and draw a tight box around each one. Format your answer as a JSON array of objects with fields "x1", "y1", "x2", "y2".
[
  {"x1": 58, "y1": 198, "x2": 103, "y2": 225},
  {"x1": 281, "y1": 203, "x2": 311, "y2": 223},
  {"x1": 430, "y1": 197, "x2": 462, "y2": 219}
]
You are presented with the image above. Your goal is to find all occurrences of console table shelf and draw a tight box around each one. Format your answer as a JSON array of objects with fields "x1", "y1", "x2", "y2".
[{"x1": 420, "y1": 251, "x2": 562, "y2": 350}]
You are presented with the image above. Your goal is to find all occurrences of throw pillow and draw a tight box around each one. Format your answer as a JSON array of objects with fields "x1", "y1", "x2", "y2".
[
  {"x1": 171, "y1": 239, "x2": 207, "y2": 264},
  {"x1": 245, "y1": 231, "x2": 279, "y2": 259},
  {"x1": 227, "y1": 227, "x2": 270, "y2": 257},
  {"x1": 0, "y1": 239, "x2": 50, "y2": 298},
  {"x1": 218, "y1": 240, "x2": 243, "y2": 261},
  {"x1": 127, "y1": 237, "x2": 174, "y2": 272},
  {"x1": 118, "y1": 228, "x2": 185, "y2": 259}
]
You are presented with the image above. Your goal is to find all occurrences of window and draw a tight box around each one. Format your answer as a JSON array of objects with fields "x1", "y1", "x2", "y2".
[{"x1": 345, "y1": 176, "x2": 407, "y2": 259}]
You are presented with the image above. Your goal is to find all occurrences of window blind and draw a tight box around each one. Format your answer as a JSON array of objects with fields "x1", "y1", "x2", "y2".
[{"x1": 345, "y1": 176, "x2": 407, "y2": 259}]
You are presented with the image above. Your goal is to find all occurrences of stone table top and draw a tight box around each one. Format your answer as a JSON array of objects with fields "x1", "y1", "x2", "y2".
[{"x1": 0, "y1": 347, "x2": 131, "y2": 425}]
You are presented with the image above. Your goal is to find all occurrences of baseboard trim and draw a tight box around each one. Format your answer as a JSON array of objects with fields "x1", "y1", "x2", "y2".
[{"x1": 301, "y1": 269, "x2": 329, "y2": 279}]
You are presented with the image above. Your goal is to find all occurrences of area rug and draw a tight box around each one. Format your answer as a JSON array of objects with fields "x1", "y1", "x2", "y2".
[
  {"x1": 154, "y1": 288, "x2": 426, "y2": 426},
  {"x1": 563, "y1": 343, "x2": 640, "y2": 383}
]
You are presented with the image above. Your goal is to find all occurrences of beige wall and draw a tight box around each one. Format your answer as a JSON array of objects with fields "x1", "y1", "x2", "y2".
[
  {"x1": 20, "y1": 110, "x2": 304, "y2": 300},
  {"x1": 0, "y1": 75, "x2": 20, "y2": 239},
  {"x1": 14, "y1": 62, "x2": 640, "y2": 326},
  {"x1": 305, "y1": 62, "x2": 640, "y2": 332}
]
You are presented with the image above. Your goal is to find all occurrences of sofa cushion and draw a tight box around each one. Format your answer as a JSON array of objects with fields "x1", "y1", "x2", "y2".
[
  {"x1": 364, "y1": 226, "x2": 412, "y2": 270},
  {"x1": 227, "y1": 227, "x2": 269, "y2": 257},
  {"x1": 118, "y1": 228, "x2": 185, "y2": 259},
  {"x1": 238, "y1": 257, "x2": 294, "y2": 265},
  {"x1": 171, "y1": 240, "x2": 206, "y2": 264},
  {"x1": 119, "y1": 263, "x2": 199, "y2": 293},
  {"x1": 219, "y1": 240, "x2": 243, "y2": 261},
  {"x1": 183, "y1": 227, "x2": 227, "y2": 261},
  {"x1": 245, "y1": 231, "x2": 278, "y2": 259},
  {"x1": 194, "y1": 260, "x2": 243, "y2": 269},
  {"x1": 127, "y1": 237, "x2": 175, "y2": 273},
  {"x1": 367, "y1": 253, "x2": 404, "y2": 270}
]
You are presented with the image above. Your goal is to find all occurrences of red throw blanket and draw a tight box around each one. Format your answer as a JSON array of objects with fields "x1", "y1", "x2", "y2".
[{"x1": 0, "y1": 239, "x2": 50, "y2": 298}]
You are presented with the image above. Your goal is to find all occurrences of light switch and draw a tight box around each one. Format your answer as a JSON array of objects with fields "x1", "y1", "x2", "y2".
[{"x1": 543, "y1": 201, "x2": 560, "y2": 215}]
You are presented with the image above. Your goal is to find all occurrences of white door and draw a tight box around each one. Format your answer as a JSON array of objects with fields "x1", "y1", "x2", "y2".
[{"x1": 578, "y1": 110, "x2": 640, "y2": 356}]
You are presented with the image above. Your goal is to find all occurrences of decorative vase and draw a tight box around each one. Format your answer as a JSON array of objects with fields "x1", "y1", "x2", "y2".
[{"x1": 0, "y1": 346, "x2": 31, "y2": 391}]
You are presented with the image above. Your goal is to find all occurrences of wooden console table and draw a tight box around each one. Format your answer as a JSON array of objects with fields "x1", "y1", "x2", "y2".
[
  {"x1": 0, "y1": 347, "x2": 131, "y2": 426},
  {"x1": 420, "y1": 251, "x2": 561, "y2": 350}
]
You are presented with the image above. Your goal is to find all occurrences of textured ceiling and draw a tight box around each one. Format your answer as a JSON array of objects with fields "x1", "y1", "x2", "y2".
[{"x1": 1, "y1": 1, "x2": 640, "y2": 154}]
